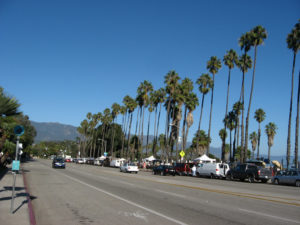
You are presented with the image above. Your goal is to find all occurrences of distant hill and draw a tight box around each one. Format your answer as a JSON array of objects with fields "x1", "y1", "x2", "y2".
[{"x1": 31, "y1": 121, "x2": 78, "y2": 143}]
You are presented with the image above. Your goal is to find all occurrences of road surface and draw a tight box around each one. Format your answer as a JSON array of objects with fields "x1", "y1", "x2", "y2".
[{"x1": 23, "y1": 159, "x2": 300, "y2": 225}]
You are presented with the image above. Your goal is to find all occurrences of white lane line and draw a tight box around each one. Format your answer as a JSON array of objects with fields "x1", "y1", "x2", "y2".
[
  {"x1": 239, "y1": 208, "x2": 300, "y2": 224},
  {"x1": 156, "y1": 189, "x2": 187, "y2": 199},
  {"x1": 61, "y1": 173, "x2": 188, "y2": 225}
]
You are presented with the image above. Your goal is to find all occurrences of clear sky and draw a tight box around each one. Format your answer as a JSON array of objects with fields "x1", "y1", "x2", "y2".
[{"x1": 1, "y1": 0, "x2": 299, "y2": 156}]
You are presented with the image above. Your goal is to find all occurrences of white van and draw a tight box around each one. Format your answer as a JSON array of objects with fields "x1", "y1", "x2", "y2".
[
  {"x1": 196, "y1": 163, "x2": 229, "y2": 178},
  {"x1": 110, "y1": 158, "x2": 126, "y2": 167}
]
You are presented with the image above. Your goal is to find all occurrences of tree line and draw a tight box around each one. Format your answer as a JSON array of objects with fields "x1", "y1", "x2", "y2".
[{"x1": 78, "y1": 20, "x2": 299, "y2": 168}]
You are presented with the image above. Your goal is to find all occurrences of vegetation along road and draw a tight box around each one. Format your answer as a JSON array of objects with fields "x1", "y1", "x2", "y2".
[{"x1": 23, "y1": 159, "x2": 300, "y2": 225}]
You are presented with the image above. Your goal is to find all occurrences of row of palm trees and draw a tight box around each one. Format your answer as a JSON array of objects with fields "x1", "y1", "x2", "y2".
[{"x1": 77, "y1": 20, "x2": 299, "y2": 168}]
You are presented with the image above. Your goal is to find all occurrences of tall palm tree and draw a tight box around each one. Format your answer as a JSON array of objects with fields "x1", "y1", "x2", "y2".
[
  {"x1": 249, "y1": 131, "x2": 258, "y2": 160},
  {"x1": 183, "y1": 92, "x2": 199, "y2": 152},
  {"x1": 152, "y1": 88, "x2": 166, "y2": 156},
  {"x1": 180, "y1": 78, "x2": 194, "y2": 156},
  {"x1": 232, "y1": 102, "x2": 242, "y2": 162},
  {"x1": 219, "y1": 128, "x2": 227, "y2": 161},
  {"x1": 111, "y1": 103, "x2": 121, "y2": 157},
  {"x1": 137, "y1": 80, "x2": 153, "y2": 159},
  {"x1": 119, "y1": 105, "x2": 127, "y2": 157},
  {"x1": 254, "y1": 108, "x2": 266, "y2": 159},
  {"x1": 146, "y1": 103, "x2": 153, "y2": 157},
  {"x1": 245, "y1": 26, "x2": 267, "y2": 162},
  {"x1": 286, "y1": 20, "x2": 300, "y2": 168},
  {"x1": 265, "y1": 122, "x2": 278, "y2": 162},
  {"x1": 164, "y1": 71, "x2": 180, "y2": 161},
  {"x1": 295, "y1": 72, "x2": 300, "y2": 169},
  {"x1": 222, "y1": 49, "x2": 238, "y2": 161},
  {"x1": 237, "y1": 54, "x2": 252, "y2": 162},
  {"x1": 206, "y1": 56, "x2": 222, "y2": 154},
  {"x1": 196, "y1": 73, "x2": 213, "y2": 132},
  {"x1": 225, "y1": 111, "x2": 236, "y2": 162},
  {"x1": 0, "y1": 87, "x2": 21, "y2": 117}
]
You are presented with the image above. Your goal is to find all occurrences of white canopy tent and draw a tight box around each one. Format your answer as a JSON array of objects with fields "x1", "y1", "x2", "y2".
[
  {"x1": 143, "y1": 155, "x2": 156, "y2": 162},
  {"x1": 193, "y1": 154, "x2": 216, "y2": 163}
]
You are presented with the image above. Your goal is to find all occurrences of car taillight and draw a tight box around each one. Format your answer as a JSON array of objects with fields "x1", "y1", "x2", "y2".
[
  {"x1": 258, "y1": 170, "x2": 261, "y2": 175},
  {"x1": 166, "y1": 169, "x2": 168, "y2": 172},
  {"x1": 216, "y1": 169, "x2": 219, "y2": 172}
]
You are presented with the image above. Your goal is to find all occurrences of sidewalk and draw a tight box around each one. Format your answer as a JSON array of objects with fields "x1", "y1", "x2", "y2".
[{"x1": 0, "y1": 166, "x2": 31, "y2": 225}]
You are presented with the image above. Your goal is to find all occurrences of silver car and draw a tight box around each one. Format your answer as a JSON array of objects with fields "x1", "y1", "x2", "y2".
[{"x1": 272, "y1": 170, "x2": 300, "y2": 187}]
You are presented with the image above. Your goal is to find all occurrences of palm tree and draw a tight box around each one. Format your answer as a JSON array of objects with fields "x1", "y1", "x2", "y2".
[
  {"x1": 249, "y1": 131, "x2": 258, "y2": 160},
  {"x1": 119, "y1": 105, "x2": 127, "y2": 157},
  {"x1": 137, "y1": 80, "x2": 153, "y2": 159},
  {"x1": 123, "y1": 95, "x2": 137, "y2": 159},
  {"x1": 206, "y1": 56, "x2": 222, "y2": 154},
  {"x1": 111, "y1": 103, "x2": 121, "y2": 157},
  {"x1": 191, "y1": 130, "x2": 211, "y2": 156},
  {"x1": 196, "y1": 73, "x2": 213, "y2": 133},
  {"x1": 265, "y1": 122, "x2": 278, "y2": 162},
  {"x1": 0, "y1": 87, "x2": 21, "y2": 117},
  {"x1": 233, "y1": 101, "x2": 243, "y2": 152},
  {"x1": 146, "y1": 103, "x2": 153, "y2": 157},
  {"x1": 225, "y1": 111, "x2": 236, "y2": 162},
  {"x1": 183, "y1": 92, "x2": 199, "y2": 152},
  {"x1": 180, "y1": 78, "x2": 194, "y2": 155},
  {"x1": 152, "y1": 88, "x2": 166, "y2": 156},
  {"x1": 286, "y1": 20, "x2": 300, "y2": 168},
  {"x1": 164, "y1": 71, "x2": 180, "y2": 161},
  {"x1": 245, "y1": 26, "x2": 267, "y2": 163},
  {"x1": 254, "y1": 108, "x2": 266, "y2": 159},
  {"x1": 219, "y1": 128, "x2": 227, "y2": 161},
  {"x1": 237, "y1": 54, "x2": 252, "y2": 162},
  {"x1": 223, "y1": 49, "x2": 238, "y2": 120},
  {"x1": 295, "y1": 72, "x2": 300, "y2": 169}
]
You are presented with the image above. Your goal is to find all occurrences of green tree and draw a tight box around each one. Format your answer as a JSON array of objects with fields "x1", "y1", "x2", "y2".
[
  {"x1": 286, "y1": 20, "x2": 300, "y2": 168},
  {"x1": 206, "y1": 56, "x2": 222, "y2": 154},
  {"x1": 254, "y1": 108, "x2": 266, "y2": 159},
  {"x1": 191, "y1": 130, "x2": 211, "y2": 156},
  {"x1": 224, "y1": 111, "x2": 236, "y2": 162},
  {"x1": 111, "y1": 103, "x2": 121, "y2": 157},
  {"x1": 245, "y1": 26, "x2": 267, "y2": 164},
  {"x1": 219, "y1": 128, "x2": 227, "y2": 162},
  {"x1": 265, "y1": 122, "x2": 278, "y2": 162}
]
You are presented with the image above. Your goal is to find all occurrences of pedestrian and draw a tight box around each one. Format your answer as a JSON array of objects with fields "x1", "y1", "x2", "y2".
[{"x1": 192, "y1": 164, "x2": 196, "y2": 177}]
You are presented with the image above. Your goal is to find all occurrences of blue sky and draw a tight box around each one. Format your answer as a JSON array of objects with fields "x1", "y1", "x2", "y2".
[{"x1": 0, "y1": 0, "x2": 299, "y2": 156}]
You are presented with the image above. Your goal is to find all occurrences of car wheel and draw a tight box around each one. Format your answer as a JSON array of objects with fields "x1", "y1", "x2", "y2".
[
  {"x1": 120, "y1": 169, "x2": 122, "y2": 172},
  {"x1": 274, "y1": 178, "x2": 279, "y2": 185},
  {"x1": 210, "y1": 174, "x2": 215, "y2": 179},
  {"x1": 295, "y1": 180, "x2": 300, "y2": 187},
  {"x1": 248, "y1": 175, "x2": 255, "y2": 183},
  {"x1": 261, "y1": 179, "x2": 268, "y2": 183},
  {"x1": 136, "y1": 172, "x2": 138, "y2": 174}
]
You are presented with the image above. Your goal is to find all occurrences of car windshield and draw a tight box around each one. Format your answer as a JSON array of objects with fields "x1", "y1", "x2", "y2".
[
  {"x1": 128, "y1": 163, "x2": 136, "y2": 166},
  {"x1": 55, "y1": 158, "x2": 64, "y2": 162}
]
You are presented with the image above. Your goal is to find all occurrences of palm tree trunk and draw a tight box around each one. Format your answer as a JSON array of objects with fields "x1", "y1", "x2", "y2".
[
  {"x1": 155, "y1": 103, "x2": 162, "y2": 157},
  {"x1": 223, "y1": 68, "x2": 232, "y2": 162},
  {"x1": 152, "y1": 106, "x2": 158, "y2": 155},
  {"x1": 240, "y1": 71, "x2": 245, "y2": 163},
  {"x1": 140, "y1": 106, "x2": 145, "y2": 160},
  {"x1": 257, "y1": 125, "x2": 261, "y2": 159},
  {"x1": 245, "y1": 46, "x2": 258, "y2": 163},
  {"x1": 295, "y1": 71, "x2": 300, "y2": 169},
  {"x1": 197, "y1": 94, "x2": 205, "y2": 153},
  {"x1": 232, "y1": 122, "x2": 237, "y2": 162},
  {"x1": 146, "y1": 111, "x2": 151, "y2": 157},
  {"x1": 287, "y1": 52, "x2": 296, "y2": 169},
  {"x1": 229, "y1": 130, "x2": 232, "y2": 162},
  {"x1": 182, "y1": 105, "x2": 188, "y2": 151},
  {"x1": 165, "y1": 98, "x2": 171, "y2": 162},
  {"x1": 207, "y1": 74, "x2": 215, "y2": 154},
  {"x1": 268, "y1": 145, "x2": 271, "y2": 163},
  {"x1": 127, "y1": 113, "x2": 133, "y2": 160},
  {"x1": 132, "y1": 107, "x2": 140, "y2": 158}
]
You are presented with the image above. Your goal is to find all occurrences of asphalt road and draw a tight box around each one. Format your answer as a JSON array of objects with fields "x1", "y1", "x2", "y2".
[{"x1": 23, "y1": 159, "x2": 300, "y2": 225}]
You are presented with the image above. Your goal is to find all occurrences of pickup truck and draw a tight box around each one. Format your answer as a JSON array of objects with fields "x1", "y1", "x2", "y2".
[{"x1": 227, "y1": 163, "x2": 272, "y2": 183}]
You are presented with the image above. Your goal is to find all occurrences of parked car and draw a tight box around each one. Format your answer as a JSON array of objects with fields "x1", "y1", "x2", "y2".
[
  {"x1": 272, "y1": 170, "x2": 300, "y2": 187},
  {"x1": 52, "y1": 157, "x2": 65, "y2": 169},
  {"x1": 152, "y1": 165, "x2": 176, "y2": 176},
  {"x1": 120, "y1": 163, "x2": 139, "y2": 173},
  {"x1": 65, "y1": 158, "x2": 71, "y2": 162},
  {"x1": 174, "y1": 163, "x2": 191, "y2": 176},
  {"x1": 196, "y1": 163, "x2": 229, "y2": 178},
  {"x1": 86, "y1": 158, "x2": 95, "y2": 165},
  {"x1": 94, "y1": 159, "x2": 104, "y2": 166},
  {"x1": 227, "y1": 163, "x2": 272, "y2": 183},
  {"x1": 76, "y1": 158, "x2": 84, "y2": 164}
]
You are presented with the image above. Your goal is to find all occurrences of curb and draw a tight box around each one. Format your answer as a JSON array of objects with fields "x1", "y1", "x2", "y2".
[{"x1": 22, "y1": 170, "x2": 36, "y2": 225}]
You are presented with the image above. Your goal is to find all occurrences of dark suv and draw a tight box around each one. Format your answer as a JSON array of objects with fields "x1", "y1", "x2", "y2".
[
  {"x1": 52, "y1": 157, "x2": 65, "y2": 169},
  {"x1": 174, "y1": 163, "x2": 191, "y2": 176},
  {"x1": 152, "y1": 165, "x2": 176, "y2": 176},
  {"x1": 227, "y1": 163, "x2": 272, "y2": 183}
]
